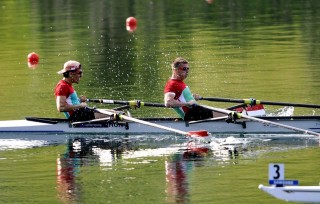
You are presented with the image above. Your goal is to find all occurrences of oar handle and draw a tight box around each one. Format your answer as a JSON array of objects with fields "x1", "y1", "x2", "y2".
[
  {"x1": 88, "y1": 99, "x2": 127, "y2": 105},
  {"x1": 87, "y1": 99, "x2": 165, "y2": 108}
]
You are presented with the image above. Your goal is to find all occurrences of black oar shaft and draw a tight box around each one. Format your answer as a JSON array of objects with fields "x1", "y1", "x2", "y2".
[
  {"x1": 88, "y1": 99, "x2": 165, "y2": 108},
  {"x1": 201, "y1": 97, "x2": 244, "y2": 103},
  {"x1": 201, "y1": 97, "x2": 320, "y2": 109},
  {"x1": 258, "y1": 101, "x2": 320, "y2": 108}
]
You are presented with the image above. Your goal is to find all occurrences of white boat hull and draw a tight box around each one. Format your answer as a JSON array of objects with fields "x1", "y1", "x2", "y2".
[
  {"x1": 0, "y1": 116, "x2": 319, "y2": 135},
  {"x1": 259, "y1": 184, "x2": 320, "y2": 203}
]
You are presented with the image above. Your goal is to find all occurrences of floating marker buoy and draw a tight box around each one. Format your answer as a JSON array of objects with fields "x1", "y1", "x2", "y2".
[
  {"x1": 126, "y1": 17, "x2": 137, "y2": 32},
  {"x1": 28, "y1": 52, "x2": 39, "y2": 64},
  {"x1": 27, "y1": 52, "x2": 39, "y2": 69},
  {"x1": 126, "y1": 17, "x2": 137, "y2": 27}
]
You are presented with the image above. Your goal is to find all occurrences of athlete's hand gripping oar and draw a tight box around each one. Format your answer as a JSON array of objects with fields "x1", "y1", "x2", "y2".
[
  {"x1": 200, "y1": 97, "x2": 320, "y2": 109},
  {"x1": 95, "y1": 108, "x2": 209, "y2": 138},
  {"x1": 87, "y1": 99, "x2": 165, "y2": 108},
  {"x1": 198, "y1": 104, "x2": 320, "y2": 137}
]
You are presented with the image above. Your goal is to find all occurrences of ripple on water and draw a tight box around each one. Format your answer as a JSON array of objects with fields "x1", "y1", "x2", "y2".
[{"x1": 0, "y1": 139, "x2": 48, "y2": 151}]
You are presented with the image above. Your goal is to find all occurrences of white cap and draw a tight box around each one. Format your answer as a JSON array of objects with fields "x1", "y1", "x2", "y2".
[{"x1": 57, "y1": 60, "x2": 81, "y2": 74}]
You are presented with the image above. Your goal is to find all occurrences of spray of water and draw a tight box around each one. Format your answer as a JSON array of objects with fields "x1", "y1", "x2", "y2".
[{"x1": 267, "y1": 106, "x2": 294, "y2": 116}]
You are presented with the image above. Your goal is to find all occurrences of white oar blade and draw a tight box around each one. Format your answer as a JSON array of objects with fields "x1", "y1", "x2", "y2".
[{"x1": 188, "y1": 130, "x2": 210, "y2": 137}]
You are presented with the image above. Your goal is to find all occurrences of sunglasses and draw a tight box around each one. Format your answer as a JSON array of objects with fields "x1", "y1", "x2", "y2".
[
  {"x1": 74, "y1": 70, "x2": 83, "y2": 76},
  {"x1": 178, "y1": 66, "x2": 189, "y2": 71}
]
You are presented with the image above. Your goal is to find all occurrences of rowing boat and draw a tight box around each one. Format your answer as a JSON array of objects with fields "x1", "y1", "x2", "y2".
[
  {"x1": 0, "y1": 115, "x2": 319, "y2": 134},
  {"x1": 259, "y1": 184, "x2": 320, "y2": 203}
]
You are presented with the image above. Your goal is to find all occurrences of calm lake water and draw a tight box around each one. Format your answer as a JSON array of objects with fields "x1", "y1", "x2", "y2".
[{"x1": 0, "y1": 0, "x2": 320, "y2": 203}]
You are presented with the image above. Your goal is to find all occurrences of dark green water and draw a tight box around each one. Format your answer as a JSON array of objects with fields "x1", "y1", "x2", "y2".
[{"x1": 0, "y1": 0, "x2": 320, "y2": 203}]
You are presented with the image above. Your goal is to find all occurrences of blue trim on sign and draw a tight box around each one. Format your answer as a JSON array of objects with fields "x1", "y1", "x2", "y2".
[{"x1": 269, "y1": 180, "x2": 299, "y2": 186}]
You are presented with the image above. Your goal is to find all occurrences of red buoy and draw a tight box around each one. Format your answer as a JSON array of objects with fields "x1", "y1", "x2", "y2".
[
  {"x1": 126, "y1": 17, "x2": 137, "y2": 32},
  {"x1": 27, "y1": 52, "x2": 39, "y2": 69},
  {"x1": 28, "y1": 52, "x2": 39, "y2": 64}
]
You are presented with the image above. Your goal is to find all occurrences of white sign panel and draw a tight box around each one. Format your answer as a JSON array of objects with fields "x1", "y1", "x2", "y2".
[{"x1": 268, "y1": 163, "x2": 284, "y2": 181}]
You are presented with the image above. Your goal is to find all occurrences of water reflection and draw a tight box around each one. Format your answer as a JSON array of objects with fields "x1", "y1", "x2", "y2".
[
  {"x1": 57, "y1": 155, "x2": 82, "y2": 203},
  {"x1": 57, "y1": 138, "x2": 90, "y2": 203},
  {"x1": 56, "y1": 135, "x2": 183, "y2": 203},
  {"x1": 56, "y1": 135, "x2": 257, "y2": 203},
  {"x1": 55, "y1": 134, "x2": 319, "y2": 203},
  {"x1": 165, "y1": 143, "x2": 213, "y2": 203},
  {"x1": 164, "y1": 137, "x2": 260, "y2": 203}
]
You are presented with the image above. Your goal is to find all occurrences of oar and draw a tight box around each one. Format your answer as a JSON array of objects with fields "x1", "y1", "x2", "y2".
[
  {"x1": 226, "y1": 104, "x2": 247, "y2": 110},
  {"x1": 72, "y1": 117, "x2": 112, "y2": 126},
  {"x1": 198, "y1": 104, "x2": 320, "y2": 137},
  {"x1": 88, "y1": 99, "x2": 165, "y2": 108},
  {"x1": 200, "y1": 97, "x2": 320, "y2": 109},
  {"x1": 95, "y1": 108, "x2": 209, "y2": 138},
  {"x1": 189, "y1": 116, "x2": 228, "y2": 124}
]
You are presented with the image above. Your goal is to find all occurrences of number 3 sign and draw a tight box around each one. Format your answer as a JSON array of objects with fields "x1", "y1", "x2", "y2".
[{"x1": 269, "y1": 163, "x2": 284, "y2": 181}]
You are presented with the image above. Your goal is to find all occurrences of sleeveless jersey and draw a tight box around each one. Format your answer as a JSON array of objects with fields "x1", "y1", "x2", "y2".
[
  {"x1": 164, "y1": 79, "x2": 195, "y2": 119},
  {"x1": 54, "y1": 80, "x2": 80, "y2": 118}
]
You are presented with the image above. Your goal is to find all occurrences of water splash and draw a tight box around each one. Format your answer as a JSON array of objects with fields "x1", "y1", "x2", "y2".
[{"x1": 267, "y1": 106, "x2": 294, "y2": 116}]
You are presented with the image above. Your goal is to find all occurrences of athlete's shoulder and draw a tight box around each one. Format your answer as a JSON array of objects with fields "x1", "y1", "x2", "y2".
[
  {"x1": 164, "y1": 79, "x2": 186, "y2": 94},
  {"x1": 55, "y1": 80, "x2": 74, "y2": 96},
  {"x1": 166, "y1": 78, "x2": 186, "y2": 86}
]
